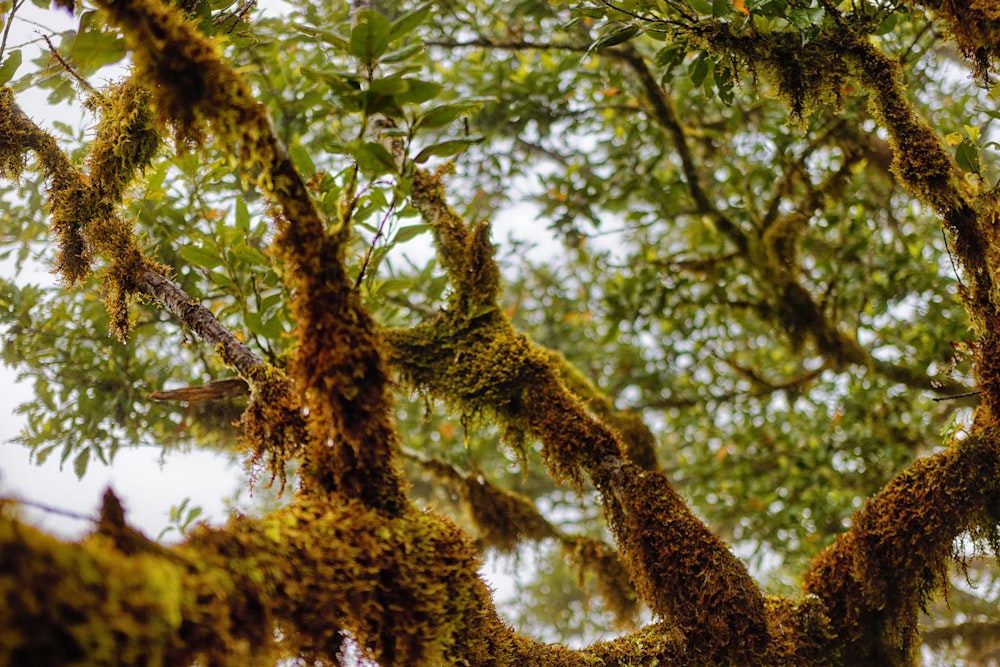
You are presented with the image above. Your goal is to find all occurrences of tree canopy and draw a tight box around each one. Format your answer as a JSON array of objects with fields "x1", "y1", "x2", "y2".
[{"x1": 2, "y1": 0, "x2": 1000, "y2": 664}]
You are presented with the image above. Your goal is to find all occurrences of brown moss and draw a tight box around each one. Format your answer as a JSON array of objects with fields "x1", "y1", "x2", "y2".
[
  {"x1": 763, "y1": 595, "x2": 838, "y2": 666},
  {"x1": 588, "y1": 622, "x2": 688, "y2": 664},
  {"x1": 803, "y1": 436, "x2": 1000, "y2": 664},
  {"x1": 1, "y1": 84, "x2": 169, "y2": 338},
  {"x1": 240, "y1": 364, "x2": 308, "y2": 492},
  {"x1": 0, "y1": 89, "x2": 31, "y2": 179},
  {"x1": 608, "y1": 466, "x2": 769, "y2": 662}
]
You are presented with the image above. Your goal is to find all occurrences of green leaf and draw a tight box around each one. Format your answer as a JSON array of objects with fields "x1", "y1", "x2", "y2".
[
  {"x1": 956, "y1": 139, "x2": 981, "y2": 174},
  {"x1": 350, "y1": 9, "x2": 391, "y2": 63},
  {"x1": 686, "y1": 0, "x2": 714, "y2": 14},
  {"x1": 392, "y1": 224, "x2": 430, "y2": 244},
  {"x1": 0, "y1": 50, "x2": 22, "y2": 87},
  {"x1": 381, "y1": 43, "x2": 425, "y2": 64},
  {"x1": 235, "y1": 198, "x2": 250, "y2": 233},
  {"x1": 655, "y1": 45, "x2": 685, "y2": 72},
  {"x1": 588, "y1": 24, "x2": 641, "y2": 54},
  {"x1": 230, "y1": 244, "x2": 269, "y2": 268},
  {"x1": 416, "y1": 98, "x2": 493, "y2": 130},
  {"x1": 388, "y1": 3, "x2": 432, "y2": 43},
  {"x1": 73, "y1": 446, "x2": 90, "y2": 479},
  {"x1": 179, "y1": 245, "x2": 225, "y2": 270},
  {"x1": 289, "y1": 143, "x2": 316, "y2": 176},
  {"x1": 394, "y1": 78, "x2": 443, "y2": 105},
  {"x1": 70, "y1": 28, "x2": 127, "y2": 73},
  {"x1": 346, "y1": 140, "x2": 398, "y2": 174},
  {"x1": 246, "y1": 310, "x2": 286, "y2": 339},
  {"x1": 294, "y1": 24, "x2": 350, "y2": 51},
  {"x1": 414, "y1": 136, "x2": 485, "y2": 163},
  {"x1": 689, "y1": 52, "x2": 710, "y2": 86}
]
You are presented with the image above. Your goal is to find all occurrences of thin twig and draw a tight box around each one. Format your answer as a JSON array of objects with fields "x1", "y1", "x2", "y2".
[
  {"x1": 0, "y1": 0, "x2": 24, "y2": 63},
  {"x1": 2, "y1": 496, "x2": 96, "y2": 523},
  {"x1": 42, "y1": 33, "x2": 94, "y2": 92}
]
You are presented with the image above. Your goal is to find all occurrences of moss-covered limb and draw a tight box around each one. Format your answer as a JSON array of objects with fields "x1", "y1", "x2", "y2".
[
  {"x1": 844, "y1": 41, "x2": 1000, "y2": 420},
  {"x1": 802, "y1": 436, "x2": 1000, "y2": 665},
  {"x1": 689, "y1": 22, "x2": 986, "y2": 309},
  {"x1": 386, "y1": 314, "x2": 770, "y2": 660},
  {"x1": 0, "y1": 507, "x2": 277, "y2": 666},
  {"x1": 403, "y1": 445, "x2": 558, "y2": 550},
  {"x1": 137, "y1": 271, "x2": 308, "y2": 485},
  {"x1": 410, "y1": 166, "x2": 501, "y2": 313},
  {"x1": 592, "y1": 596, "x2": 838, "y2": 667},
  {"x1": 96, "y1": 0, "x2": 408, "y2": 511},
  {"x1": 0, "y1": 85, "x2": 165, "y2": 337},
  {"x1": 403, "y1": 446, "x2": 642, "y2": 625},
  {"x1": 394, "y1": 170, "x2": 769, "y2": 658},
  {"x1": 544, "y1": 347, "x2": 660, "y2": 470},
  {"x1": 912, "y1": 0, "x2": 1000, "y2": 83},
  {"x1": 0, "y1": 494, "x2": 608, "y2": 667}
]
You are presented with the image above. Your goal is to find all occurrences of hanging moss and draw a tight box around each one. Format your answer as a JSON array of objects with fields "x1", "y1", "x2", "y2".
[
  {"x1": 240, "y1": 364, "x2": 308, "y2": 492},
  {"x1": 691, "y1": 24, "x2": 849, "y2": 125},
  {"x1": 86, "y1": 79, "x2": 161, "y2": 201},
  {"x1": 918, "y1": 0, "x2": 1000, "y2": 84}
]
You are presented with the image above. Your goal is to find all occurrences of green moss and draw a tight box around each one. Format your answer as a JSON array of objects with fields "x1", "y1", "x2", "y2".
[
  {"x1": 803, "y1": 436, "x2": 1000, "y2": 664},
  {"x1": 86, "y1": 79, "x2": 161, "y2": 201},
  {"x1": 411, "y1": 167, "x2": 502, "y2": 312},
  {"x1": 239, "y1": 365, "x2": 308, "y2": 492}
]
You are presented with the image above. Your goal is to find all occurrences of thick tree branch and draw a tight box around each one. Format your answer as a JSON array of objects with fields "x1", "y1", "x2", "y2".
[
  {"x1": 391, "y1": 168, "x2": 770, "y2": 661},
  {"x1": 0, "y1": 494, "x2": 601, "y2": 666},
  {"x1": 95, "y1": 0, "x2": 408, "y2": 511},
  {"x1": 803, "y1": 435, "x2": 1000, "y2": 664}
]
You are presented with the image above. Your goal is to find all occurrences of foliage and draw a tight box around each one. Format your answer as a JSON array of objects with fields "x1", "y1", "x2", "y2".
[{"x1": 2, "y1": 0, "x2": 1000, "y2": 664}]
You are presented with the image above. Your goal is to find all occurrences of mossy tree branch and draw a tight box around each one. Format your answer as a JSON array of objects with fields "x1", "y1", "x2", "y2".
[
  {"x1": 403, "y1": 445, "x2": 641, "y2": 625},
  {"x1": 803, "y1": 435, "x2": 1000, "y2": 665},
  {"x1": 94, "y1": 0, "x2": 408, "y2": 511},
  {"x1": 392, "y1": 167, "x2": 770, "y2": 662},
  {"x1": 1, "y1": 492, "x2": 602, "y2": 666}
]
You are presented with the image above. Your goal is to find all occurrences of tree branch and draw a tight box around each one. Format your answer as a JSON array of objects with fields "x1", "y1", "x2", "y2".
[
  {"x1": 96, "y1": 0, "x2": 408, "y2": 511},
  {"x1": 803, "y1": 435, "x2": 1000, "y2": 663},
  {"x1": 390, "y1": 168, "x2": 770, "y2": 661}
]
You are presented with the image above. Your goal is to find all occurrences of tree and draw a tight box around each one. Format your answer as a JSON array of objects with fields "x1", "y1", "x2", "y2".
[{"x1": 2, "y1": 0, "x2": 1000, "y2": 663}]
